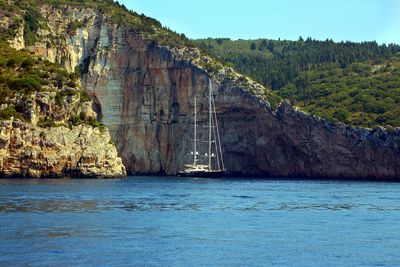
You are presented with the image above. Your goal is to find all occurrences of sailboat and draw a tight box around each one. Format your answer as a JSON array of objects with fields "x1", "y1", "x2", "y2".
[{"x1": 179, "y1": 79, "x2": 226, "y2": 177}]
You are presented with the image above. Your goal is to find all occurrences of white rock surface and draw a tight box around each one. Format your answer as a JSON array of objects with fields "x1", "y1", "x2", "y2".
[{"x1": 0, "y1": 120, "x2": 126, "y2": 178}]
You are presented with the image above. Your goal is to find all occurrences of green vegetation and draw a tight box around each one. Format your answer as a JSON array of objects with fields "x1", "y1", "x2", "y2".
[
  {"x1": 55, "y1": 89, "x2": 78, "y2": 107},
  {"x1": 79, "y1": 90, "x2": 92, "y2": 103},
  {"x1": 67, "y1": 20, "x2": 85, "y2": 35},
  {"x1": 0, "y1": 42, "x2": 101, "y2": 127},
  {"x1": 0, "y1": 42, "x2": 71, "y2": 101},
  {"x1": 0, "y1": 107, "x2": 17, "y2": 120},
  {"x1": 195, "y1": 38, "x2": 400, "y2": 90},
  {"x1": 37, "y1": 117, "x2": 56, "y2": 127},
  {"x1": 22, "y1": 6, "x2": 41, "y2": 45},
  {"x1": 195, "y1": 38, "x2": 400, "y2": 127},
  {"x1": 0, "y1": 0, "x2": 49, "y2": 46},
  {"x1": 0, "y1": 0, "x2": 195, "y2": 48},
  {"x1": 69, "y1": 114, "x2": 82, "y2": 125},
  {"x1": 7, "y1": 74, "x2": 42, "y2": 93},
  {"x1": 0, "y1": 0, "x2": 22, "y2": 40},
  {"x1": 279, "y1": 57, "x2": 400, "y2": 127},
  {"x1": 68, "y1": 112, "x2": 105, "y2": 129},
  {"x1": 37, "y1": 117, "x2": 69, "y2": 127}
]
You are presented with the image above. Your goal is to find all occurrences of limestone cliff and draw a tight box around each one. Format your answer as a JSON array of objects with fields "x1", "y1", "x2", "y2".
[
  {"x1": 0, "y1": 13, "x2": 126, "y2": 178},
  {"x1": 4, "y1": 2, "x2": 400, "y2": 179},
  {"x1": 0, "y1": 85, "x2": 126, "y2": 178},
  {"x1": 0, "y1": 119, "x2": 125, "y2": 178}
]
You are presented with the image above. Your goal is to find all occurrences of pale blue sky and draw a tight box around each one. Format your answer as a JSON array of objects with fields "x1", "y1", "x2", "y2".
[{"x1": 119, "y1": 0, "x2": 400, "y2": 44}]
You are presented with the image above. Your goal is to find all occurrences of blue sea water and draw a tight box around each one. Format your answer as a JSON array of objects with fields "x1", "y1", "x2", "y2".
[{"x1": 0, "y1": 177, "x2": 400, "y2": 266}]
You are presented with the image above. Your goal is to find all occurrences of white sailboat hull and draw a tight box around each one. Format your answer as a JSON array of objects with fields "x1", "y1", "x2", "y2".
[{"x1": 178, "y1": 168, "x2": 226, "y2": 178}]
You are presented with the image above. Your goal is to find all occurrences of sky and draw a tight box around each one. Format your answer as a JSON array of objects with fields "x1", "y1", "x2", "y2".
[{"x1": 119, "y1": 0, "x2": 400, "y2": 44}]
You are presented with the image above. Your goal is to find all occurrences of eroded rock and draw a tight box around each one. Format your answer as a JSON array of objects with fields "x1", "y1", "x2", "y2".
[{"x1": 0, "y1": 120, "x2": 126, "y2": 178}]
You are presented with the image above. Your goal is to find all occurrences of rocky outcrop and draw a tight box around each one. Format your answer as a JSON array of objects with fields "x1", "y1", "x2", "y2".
[
  {"x1": 0, "y1": 119, "x2": 126, "y2": 178},
  {"x1": 8, "y1": 3, "x2": 400, "y2": 179},
  {"x1": 0, "y1": 83, "x2": 126, "y2": 178}
]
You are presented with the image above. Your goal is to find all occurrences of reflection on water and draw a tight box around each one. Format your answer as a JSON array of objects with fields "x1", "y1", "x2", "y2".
[
  {"x1": 0, "y1": 198, "x2": 100, "y2": 213},
  {"x1": 1, "y1": 177, "x2": 400, "y2": 266},
  {"x1": 11, "y1": 227, "x2": 86, "y2": 239},
  {"x1": 1, "y1": 197, "x2": 400, "y2": 213}
]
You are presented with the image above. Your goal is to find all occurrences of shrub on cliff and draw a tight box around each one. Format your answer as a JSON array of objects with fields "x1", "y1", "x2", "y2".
[
  {"x1": 6, "y1": 58, "x2": 16, "y2": 67},
  {"x1": 6, "y1": 74, "x2": 42, "y2": 93},
  {"x1": 0, "y1": 43, "x2": 102, "y2": 128},
  {"x1": 69, "y1": 113, "x2": 104, "y2": 129},
  {"x1": 55, "y1": 91, "x2": 65, "y2": 106},
  {"x1": 0, "y1": 88, "x2": 13, "y2": 104},
  {"x1": 79, "y1": 91, "x2": 92, "y2": 103},
  {"x1": 69, "y1": 114, "x2": 82, "y2": 125},
  {"x1": 0, "y1": 43, "x2": 68, "y2": 91},
  {"x1": 37, "y1": 117, "x2": 56, "y2": 127},
  {"x1": 22, "y1": 6, "x2": 42, "y2": 46},
  {"x1": 0, "y1": 106, "x2": 17, "y2": 120},
  {"x1": 21, "y1": 58, "x2": 35, "y2": 69},
  {"x1": 67, "y1": 20, "x2": 85, "y2": 35}
]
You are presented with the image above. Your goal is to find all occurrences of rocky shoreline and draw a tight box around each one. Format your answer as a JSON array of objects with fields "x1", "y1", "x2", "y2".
[{"x1": 0, "y1": 119, "x2": 126, "y2": 178}]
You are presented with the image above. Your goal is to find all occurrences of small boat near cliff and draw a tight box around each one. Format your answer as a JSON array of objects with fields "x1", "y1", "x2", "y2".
[{"x1": 179, "y1": 80, "x2": 226, "y2": 177}]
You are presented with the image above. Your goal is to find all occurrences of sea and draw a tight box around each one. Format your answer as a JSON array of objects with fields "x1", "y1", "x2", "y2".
[{"x1": 0, "y1": 176, "x2": 400, "y2": 266}]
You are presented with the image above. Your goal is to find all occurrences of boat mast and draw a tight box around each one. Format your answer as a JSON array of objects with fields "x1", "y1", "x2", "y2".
[
  {"x1": 213, "y1": 95, "x2": 225, "y2": 171},
  {"x1": 194, "y1": 97, "x2": 197, "y2": 166},
  {"x1": 208, "y1": 80, "x2": 213, "y2": 170}
]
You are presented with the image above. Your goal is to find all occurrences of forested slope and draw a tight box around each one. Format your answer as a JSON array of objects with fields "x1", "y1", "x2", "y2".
[{"x1": 194, "y1": 38, "x2": 400, "y2": 127}]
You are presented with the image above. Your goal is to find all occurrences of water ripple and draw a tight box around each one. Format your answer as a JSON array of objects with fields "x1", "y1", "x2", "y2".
[
  {"x1": 1, "y1": 178, "x2": 400, "y2": 266},
  {"x1": 1, "y1": 197, "x2": 399, "y2": 213}
]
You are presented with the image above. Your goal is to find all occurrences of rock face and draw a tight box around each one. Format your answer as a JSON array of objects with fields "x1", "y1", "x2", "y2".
[
  {"x1": 0, "y1": 120, "x2": 126, "y2": 178},
  {"x1": 0, "y1": 86, "x2": 126, "y2": 178},
  {"x1": 0, "y1": 8, "x2": 127, "y2": 178},
  {"x1": 0, "y1": 79, "x2": 126, "y2": 179},
  {"x1": 13, "y1": 4, "x2": 400, "y2": 179}
]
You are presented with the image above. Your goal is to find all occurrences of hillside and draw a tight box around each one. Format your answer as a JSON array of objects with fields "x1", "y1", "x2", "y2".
[
  {"x1": 280, "y1": 56, "x2": 400, "y2": 127},
  {"x1": 194, "y1": 38, "x2": 400, "y2": 127},
  {"x1": 0, "y1": 0, "x2": 195, "y2": 50},
  {"x1": 0, "y1": 41, "x2": 87, "y2": 124},
  {"x1": 0, "y1": 0, "x2": 399, "y2": 179}
]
